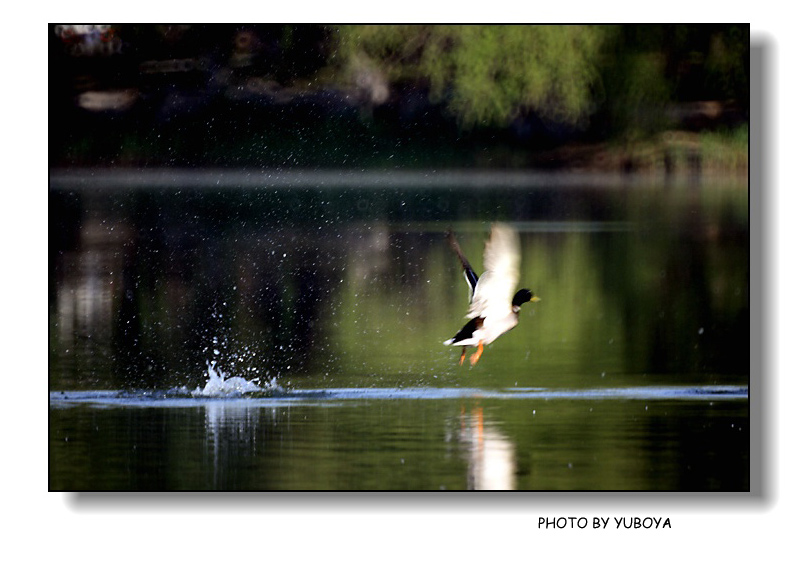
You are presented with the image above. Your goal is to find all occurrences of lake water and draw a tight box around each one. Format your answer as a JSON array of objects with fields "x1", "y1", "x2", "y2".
[{"x1": 49, "y1": 169, "x2": 749, "y2": 491}]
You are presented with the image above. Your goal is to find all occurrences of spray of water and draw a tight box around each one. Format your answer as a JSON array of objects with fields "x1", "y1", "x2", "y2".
[{"x1": 191, "y1": 361, "x2": 282, "y2": 397}]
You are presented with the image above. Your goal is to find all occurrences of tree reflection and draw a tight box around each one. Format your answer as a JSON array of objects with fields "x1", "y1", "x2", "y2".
[{"x1": 49, "y1": 179, "x2": 748, "y2": 392}]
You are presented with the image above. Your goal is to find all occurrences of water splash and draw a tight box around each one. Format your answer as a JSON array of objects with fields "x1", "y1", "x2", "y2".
[{"x1": 191, "y1": 361, "x2": 282, "y2": 398}]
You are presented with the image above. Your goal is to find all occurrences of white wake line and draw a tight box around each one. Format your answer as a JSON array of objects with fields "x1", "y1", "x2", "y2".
[{"x1": 50, "y1": 385, "x2": 748, "y2": 408}]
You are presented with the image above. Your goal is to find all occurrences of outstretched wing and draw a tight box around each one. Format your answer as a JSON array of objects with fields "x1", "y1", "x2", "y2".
[{"x1": 466, "y1": 223, "x2": 520, "y2": 319}]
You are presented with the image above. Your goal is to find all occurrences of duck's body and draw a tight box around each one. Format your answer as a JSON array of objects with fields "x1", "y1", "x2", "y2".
[{"x1": 444, "y1": 223, "x2": 539, "y2": 365}]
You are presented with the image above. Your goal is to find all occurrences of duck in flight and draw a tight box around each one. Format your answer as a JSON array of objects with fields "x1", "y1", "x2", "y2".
[{"x1": 444, "y1": 223, "x2": 540, "y2": 366}]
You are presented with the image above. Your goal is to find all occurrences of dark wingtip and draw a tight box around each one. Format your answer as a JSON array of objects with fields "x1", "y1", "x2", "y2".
[
  {"x1": 445, "y1": 228, "x2": 456, "y2": 246},
  {"x1": 446, "y1": 228, "x2": 463, "y2": 255},
  {"x1": 446, "y1": 228, "x2": 479, "y2": 292}
]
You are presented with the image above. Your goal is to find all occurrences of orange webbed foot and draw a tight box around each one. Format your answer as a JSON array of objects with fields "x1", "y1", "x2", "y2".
[{"x1": 469, "y1": 342, "x2": 484, "y2": 366}]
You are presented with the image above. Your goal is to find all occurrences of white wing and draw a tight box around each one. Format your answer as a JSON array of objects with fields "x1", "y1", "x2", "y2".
[{"x1": 466, "y1": 223, "x2": 520, "y2": 319}]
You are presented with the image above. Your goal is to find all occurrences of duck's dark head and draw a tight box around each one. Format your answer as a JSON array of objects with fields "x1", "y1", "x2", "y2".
[{"x1": 512, "y1": 288, "x2": 540, "y2": 310}]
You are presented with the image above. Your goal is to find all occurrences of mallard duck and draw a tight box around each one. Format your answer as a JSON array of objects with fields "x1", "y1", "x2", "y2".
[{"x1": 444, "y1": 223, "x2": 540, "y2": 366}]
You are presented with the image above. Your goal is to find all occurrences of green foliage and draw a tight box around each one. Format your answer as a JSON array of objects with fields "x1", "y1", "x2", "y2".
[
  {"x1": 332, "y1": 24, "x2": 748, "y2": 142},
  {"x1": 699, "y1": 124, "x2": 749, "y2": 171},
  {"x1": 704, "y1": 27, "x2": 749, "y2": 103},
  {"x1": 334, "y1": 25, "x2": 607, "y2": 128},
  {"x1": 606, "y1": 52, "x2": 674, "y2": 140},
  {"x1": 598, "y1": 24, "x2": 749, "y2": 141}
]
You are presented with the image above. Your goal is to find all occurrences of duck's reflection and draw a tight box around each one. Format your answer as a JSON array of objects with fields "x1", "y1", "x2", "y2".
[{"x1": 458, "y1": 404, "x2": 517, "y2": 490}]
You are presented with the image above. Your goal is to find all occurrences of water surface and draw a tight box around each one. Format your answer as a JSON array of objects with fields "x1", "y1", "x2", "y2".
[{"x1": 49, "y1": 169, "x2": 749, "y2": 491}]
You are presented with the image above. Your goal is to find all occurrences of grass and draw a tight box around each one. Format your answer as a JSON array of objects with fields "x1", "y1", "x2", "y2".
[
  {"x1": 698, "y1": 124, "x2": 749, "y2": 172},
  {"x1": 588, "y1": 124, "x2": 749, "y2": 176}
]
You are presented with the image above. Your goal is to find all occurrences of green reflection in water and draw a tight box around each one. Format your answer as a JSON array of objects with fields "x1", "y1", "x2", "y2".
[
  {"x1": 49, "y1": 181, "x2": 748, "y2": 390},
  {"x1": 49, "y1": 394, "x2": 748, "y2": 491},
  {"x1": 49, "y1": 174, "x2": 749, "y2": 491}
]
